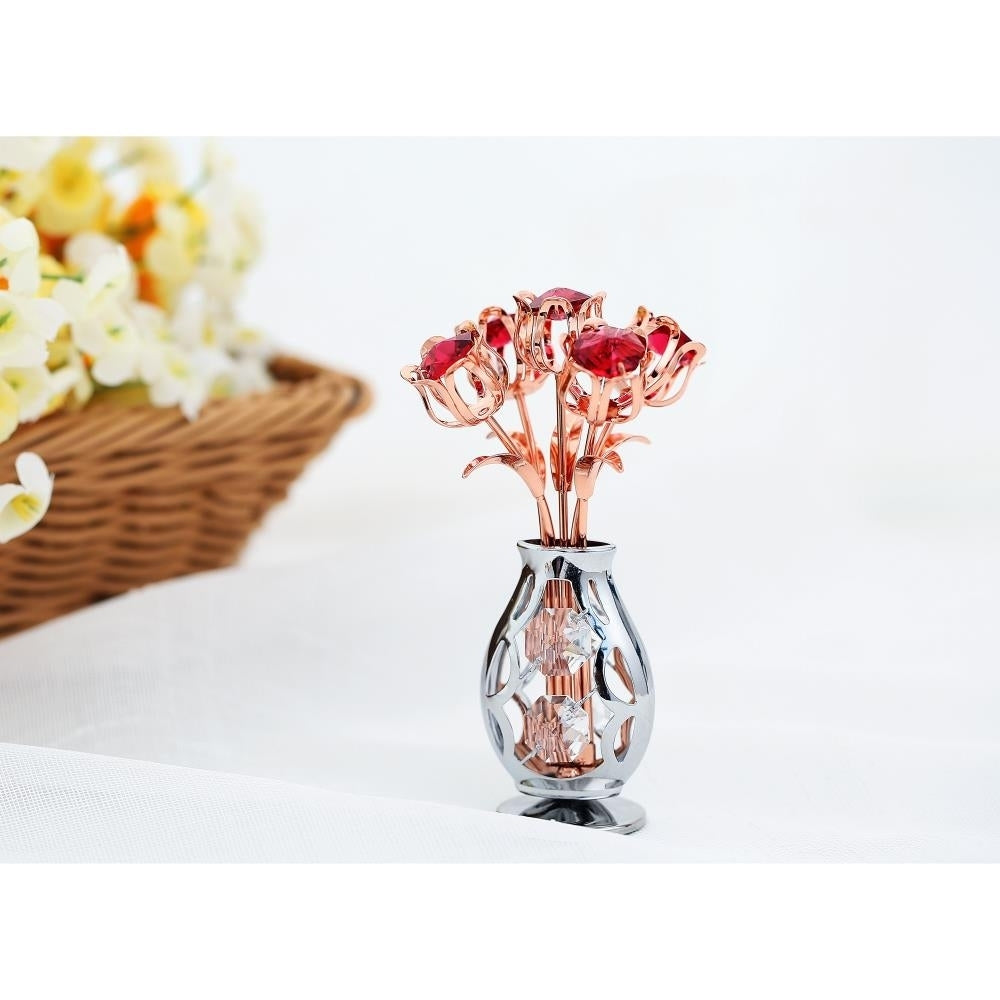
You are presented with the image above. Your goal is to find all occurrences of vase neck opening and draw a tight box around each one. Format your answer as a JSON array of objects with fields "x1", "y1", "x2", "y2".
[{"x1": 517, "y1": 538, "x2": 616, "y2": 575}]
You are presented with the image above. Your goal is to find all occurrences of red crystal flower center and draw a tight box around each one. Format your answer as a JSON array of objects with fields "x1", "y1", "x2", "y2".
[
  {"x1": 485, "y1": 315, "x2": 512, "y2": 351},
  {"x1": 530, "y1": 287, "x2": 591, "y2": 320},
  {"x1": 571, "y1": 327, "x2": 646, "y2": 378},
  {"x1": 648, "y1": 325, "x2": 693, "y2": 361},
  {"x1": 421, "y1": 332, "x2": 475, "y2": 379}
]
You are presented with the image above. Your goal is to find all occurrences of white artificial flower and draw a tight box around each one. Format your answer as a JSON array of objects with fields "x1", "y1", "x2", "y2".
[
  {"x1": 217, "y1": 355, "x2": 272, "y2": 397},
  {"x1": 202, "y1": 139, "x2": 235, "y2": 183},
  {"x1": 1, "y1": 365, "x2": 78, "y2": 422},
  {"x1": 53, "y1": 246, "x2": 132, "y2": 319},
  {"x1": 218, "y1": 317, "x2": 269, "y2": 358},
  {"x1": 169, "y1": 284, "x2": 268, "y2": 358},
  {"x1": 144, "y1": 201, "x2": 198, "y2": 286},
  {"x1": 130, "y1": 299, "x2": 171, "y2": 344},
  {"x1": 168, "y1": 284, "x2": 211, "y2": 350},
  {"x1": 0, "y1": 169, "x2": 44, "y2": 218},
  {"x1": 117, "y1": 137, "x2": 179, "y2": 186},
  {"x1": 0, "y1": 377, "x2": 18, "y2": 442},
  {"x1": 0, "y1": 452, "x2": 53, "y2": 543},
  {"x1": 63, "y1": 231, "x2": 127, "y2": 276},
  {"x1": 0, "y1": 291, "x2": 66, "y2": 368},
  {"x1": 0, "y1": 138, "x2": 59, "y2": 173},
  {"x1": 72, "y1": 302, "x2": 143, "y2": 386},
  {"x1": 0, "y1": 217, "x2": 41, "y2": 294},
  {"x1": 197, "y1": 142, "x2": 262, "y2": 304},
  {"x1": 52, "y1": 342, "x2": 94, "y2": 407},
  {"x1": 53, "y1": 247, "x2": 145, "y2": 386},
  {"x1": 143, "y1": 344, "x2": 229, "y2": 421}
]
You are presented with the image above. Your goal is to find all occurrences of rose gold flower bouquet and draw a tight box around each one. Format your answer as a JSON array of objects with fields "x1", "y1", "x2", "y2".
[{"x1": 401, "y1": 287, "x2": 706, "y2": 545}]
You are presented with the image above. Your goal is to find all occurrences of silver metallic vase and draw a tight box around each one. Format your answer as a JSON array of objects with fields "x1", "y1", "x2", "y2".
[{"x1": 481, "y1": 540, "x2": 652, "y2": 834}]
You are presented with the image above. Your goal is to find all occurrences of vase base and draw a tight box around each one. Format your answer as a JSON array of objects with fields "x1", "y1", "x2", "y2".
[{"x1": 497, "y1": 795, "x2": 646, "y2": 835}]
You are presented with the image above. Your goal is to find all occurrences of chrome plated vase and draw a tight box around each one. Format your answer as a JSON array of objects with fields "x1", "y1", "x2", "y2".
[{"x1": 482, "y1": 540, "x2": 652, "y2": 833}]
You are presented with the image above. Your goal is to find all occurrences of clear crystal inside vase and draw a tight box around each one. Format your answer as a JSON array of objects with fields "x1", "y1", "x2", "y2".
[
  {"x1": 484, "y1": 541, "x2": 652, "y2": 799},
  {"x1": 503, "y1": 580, "x2": 632, "y2": 779}
]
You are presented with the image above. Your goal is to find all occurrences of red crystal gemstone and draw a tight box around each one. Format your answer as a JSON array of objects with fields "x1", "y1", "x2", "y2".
[
  {"x1": 571, "y1": 327, "x2": 646, "y2": 378},
  {"x1": 648, "y1": 325, "x2": 691, "y2": 357},
  {"x1": 420, "y1": 332, "x2": 475, "y2": 379},
  {"x1": 530, "y1": 287, "x2": 590, "y2": 319},
  {"x1": 485, "y1": 315, "x2": 511, "y2": 350}
]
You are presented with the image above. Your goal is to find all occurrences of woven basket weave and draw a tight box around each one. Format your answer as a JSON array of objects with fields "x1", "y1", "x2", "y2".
[{"x1": 0, "y1": 355, "x2": 369, "y2": 639}]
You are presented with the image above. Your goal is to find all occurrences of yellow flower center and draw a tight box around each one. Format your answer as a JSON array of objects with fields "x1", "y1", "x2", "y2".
[
  {"x1": 35, "y1": 152, "x2": 105, "y2": 236},
  {"x1": 51, "y1": 155, "x2": 99, "y2": 206},
  {"x1": 11, "y1": 493, "x2": 41, "y2": 522}
]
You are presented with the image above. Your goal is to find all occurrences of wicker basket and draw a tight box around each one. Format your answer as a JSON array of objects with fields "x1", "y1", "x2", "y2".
[{"x1": 0, "y1": 355, "x2": 369, "y2": 639}]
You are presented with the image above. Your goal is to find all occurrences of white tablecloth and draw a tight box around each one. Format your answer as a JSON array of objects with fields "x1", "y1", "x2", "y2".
[{"x1": 1, "y1": 469, "x2": 996, "y2": 862}]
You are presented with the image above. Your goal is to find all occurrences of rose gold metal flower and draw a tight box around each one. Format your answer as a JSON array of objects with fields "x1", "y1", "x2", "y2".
[
  {"x1": 507, "y1": 288, "x2": 606, "y2": 542},
  {"x1": 561, "y1": 319, "x2": 649, "y2": 427},
  {"x1": 476, "y1": 304, "x2": 549, "y2": 501},
  {"x1": 477, "y1": 306, "x2": 548, "y2": 397},
  {"x1": 511, "y1": 287, "x2": 606, "y2": 376},
  {"x1": 632, "y1": 309, "x2": 707, "y2": 408},
  {"x1": 400, "y1": 324, "x2": 507, "y2": 428}
]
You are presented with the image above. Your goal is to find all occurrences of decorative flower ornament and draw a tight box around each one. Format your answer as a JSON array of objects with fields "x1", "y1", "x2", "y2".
[
  {"x1": 633, "y1": 308, "x2": 706, "y2": 407},
  {"x1": 401, "y1": 325, "x2": 507, "y2": 428},
  {"x1": 477, "y1": 304, "x2": 550, "y2": 490},
  {"x1": 511, "y1": 287, "x2": 605, "y2": 375},
  {"x1": 477, "y1": 305, "x2": 547, "y2": 397},
  {"x1": 563, "y1": 320, "x2": 649, "y2": 426},
  {"x1": 403, "y1": 287, "x2": 706, "y2": 547},
  {"x1": 0, "y1": 452, "x2": 53, "y2": 543}
]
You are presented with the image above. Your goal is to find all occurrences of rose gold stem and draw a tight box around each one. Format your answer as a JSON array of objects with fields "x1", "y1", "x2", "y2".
[
  {"x1": 572, "y1": 497, "x2": 589, "y2": 546},
  {"x1": 486, "y1": 415, "x2": 522, "y2": 458},
  {"x1": 555, "y1": 381, "x2": 568, "y2": 546},
  {"x1": 536, "y1": 499, "x2": 555, "y2": 546},
  {"x1": 594, "y1": 421, "x2": 612, "y2": 453},
  {"x1": 570, "y1": 423, "x2": 599, "y2": 545},
  {"x1": 487, "y1": 415, "x2": 554, "y2": 545},
  {"x1": 514, "y1": 389, "x2": 539, "y2": 479}
]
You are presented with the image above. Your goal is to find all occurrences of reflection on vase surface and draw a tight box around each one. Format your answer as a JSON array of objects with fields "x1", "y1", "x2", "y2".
[{"x1": 483, "y1": 541, "x2": 653, "y2": 800}]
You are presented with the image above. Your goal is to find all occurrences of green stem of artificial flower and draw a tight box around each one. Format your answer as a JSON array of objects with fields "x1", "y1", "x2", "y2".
[
  {"x1": 177, "y1": 170, "x2": 209, "y2": 204},
  {"x1": 41, "y1": 273, "x2": 83, "y2": 282},
  {"x1": 100, "y1": 151, "x2": 146, "y2": 178}
]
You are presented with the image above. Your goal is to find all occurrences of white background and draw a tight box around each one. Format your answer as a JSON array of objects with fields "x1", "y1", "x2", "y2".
[{"x1": 230, "y1": 139, "x2": 999, "y2": 857}]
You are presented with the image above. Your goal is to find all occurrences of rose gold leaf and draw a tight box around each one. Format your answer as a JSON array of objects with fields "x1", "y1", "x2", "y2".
[{"x1": 462, "y1": 453, "x2": 524, "y2": 479}]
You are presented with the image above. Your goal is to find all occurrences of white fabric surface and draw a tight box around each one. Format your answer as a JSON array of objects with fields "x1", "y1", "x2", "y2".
[
  {"x1": 1, "y1": 492, "x2": 997, "y2": 862},
  {"x1": 0, "y1": 743, "x2": 665, "y2": 862}
]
